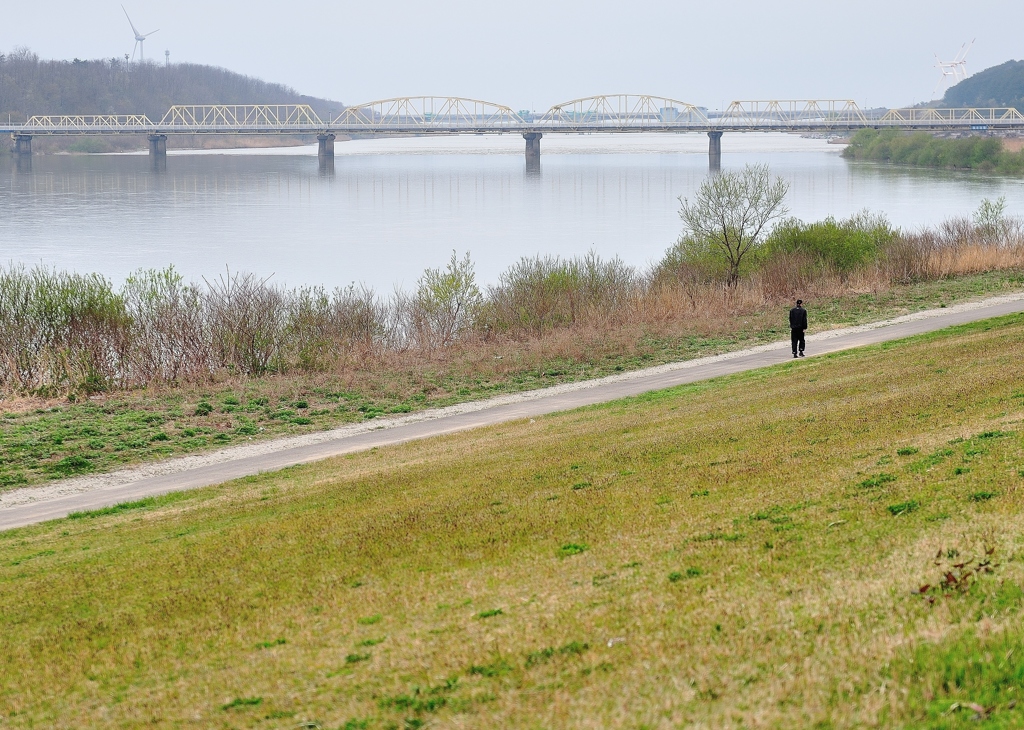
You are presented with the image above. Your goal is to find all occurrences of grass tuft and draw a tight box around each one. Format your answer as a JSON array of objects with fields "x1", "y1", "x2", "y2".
[
  {"x1": 558, "y1": 543, "x2": 588, "y2": 557},
  {"x1": 221, "y1": 697, "x2": 262, "y2": 711},
  {"x1": 887, "y1": 500, "x2": 919, "y2": 516}
]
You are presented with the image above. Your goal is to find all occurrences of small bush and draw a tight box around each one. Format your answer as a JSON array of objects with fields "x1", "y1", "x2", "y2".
[
  {"x1": 476, "y1": 609, "x2": 504, "y2": 619},
  {"x1": 761, "y1": 212, "x2": 897, "y2": 276},
  {"x1": 897, "y1": 447, "x2": 920, "y2": 456},
  {"x1": 194, "y1": 402, "x2": 213, "y2": 416}
]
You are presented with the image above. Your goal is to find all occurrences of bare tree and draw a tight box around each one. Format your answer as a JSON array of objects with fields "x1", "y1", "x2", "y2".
[{"x1": 678, "y1": 164, "x2": 789, "y2": 286}]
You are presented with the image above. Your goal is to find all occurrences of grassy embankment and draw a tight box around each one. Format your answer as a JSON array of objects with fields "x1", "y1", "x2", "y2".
[
  {"x1": 843, "y1": 129, "x2": 1024, "y2": 173},
  {"x1": 2, "y1": 315, "x2": 1024, "y2": 728},
  {"x1": 3, "y1": 269, "x2": 1024, "y2": 490}
]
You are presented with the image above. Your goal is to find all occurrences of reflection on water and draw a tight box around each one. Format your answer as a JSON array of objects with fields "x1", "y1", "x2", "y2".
[{"x1": 3, "y1": 134, "x2": 1024, "y2": 291}]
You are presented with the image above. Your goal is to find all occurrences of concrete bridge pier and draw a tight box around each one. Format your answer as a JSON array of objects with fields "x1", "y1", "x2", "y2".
[
  {"x1": 14, "y1": 134, "x2": 32, "y2": 157},
  {"x1": 318, "y1": 133, "x2": 335, "y2": 173},
  {"x1": 148, "y1": 135, "x2": 167, "y2": 171},
  {"x1": 708, "y1": 131, "x2": 723, "y2": 172},
  {"x1": 524, "y1": 132, "x2": 542, "y2": 170}
]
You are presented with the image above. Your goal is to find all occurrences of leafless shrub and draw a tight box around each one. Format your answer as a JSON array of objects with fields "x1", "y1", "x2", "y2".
[
  {"x1": 204, "y1": 269, "x2": 286, "y2": 376},
  {"x1": 122, "y1": 267, "x2": 209, "y2": 383}
]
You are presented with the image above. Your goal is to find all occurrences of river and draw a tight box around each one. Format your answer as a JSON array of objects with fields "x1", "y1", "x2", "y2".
[{"x1": 3, "y1": 133, "x2": 1023, "y2": 291}]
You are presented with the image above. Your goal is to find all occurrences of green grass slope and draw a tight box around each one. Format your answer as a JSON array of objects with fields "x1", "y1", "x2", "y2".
[{"x1": 3, "y1": 316, "x2": 1024, "y2": 728}]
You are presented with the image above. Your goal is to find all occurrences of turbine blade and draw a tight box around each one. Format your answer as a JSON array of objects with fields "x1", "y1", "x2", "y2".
[
  {"x1": 122, "y1": 5, "x2": 140, "y2": 36},
  {"x1": 143, "y1": 29, "x2": 159, "y2": 38}
]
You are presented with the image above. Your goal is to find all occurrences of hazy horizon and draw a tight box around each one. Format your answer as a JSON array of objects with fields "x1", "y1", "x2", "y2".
[{"x1": 3, "y1": 1, "x2": 1022, "y2": 111}]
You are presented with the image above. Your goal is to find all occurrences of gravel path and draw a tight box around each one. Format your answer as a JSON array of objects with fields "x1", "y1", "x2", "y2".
[{"x1": 3, "y1": 292, "x2": 1024, "y2": 530}]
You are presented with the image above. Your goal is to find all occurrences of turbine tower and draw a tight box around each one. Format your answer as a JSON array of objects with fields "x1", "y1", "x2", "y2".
[
  {"x1": 122, "y1": 5, "x2": 159, "y2": 62},
  {"x1": 933, "y1": 39, "x2": 974, "y2": 98}
]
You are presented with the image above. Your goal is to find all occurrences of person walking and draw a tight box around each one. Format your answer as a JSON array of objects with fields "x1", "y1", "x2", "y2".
[{"x1": 789, "y1": 299, "x2": 807, "y2": 358}]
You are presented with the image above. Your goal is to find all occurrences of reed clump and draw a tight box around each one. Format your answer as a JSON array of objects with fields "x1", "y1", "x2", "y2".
[{"x1": 2, "y1": 206, "x2": 1023, "y2": 396}]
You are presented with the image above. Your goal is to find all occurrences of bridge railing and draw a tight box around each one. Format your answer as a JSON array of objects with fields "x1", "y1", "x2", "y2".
[{"x1": 330, "y1": 97, "x2": 526, "y2": 132}]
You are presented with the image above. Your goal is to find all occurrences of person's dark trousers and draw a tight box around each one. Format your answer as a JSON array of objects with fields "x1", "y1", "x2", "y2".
[{"x1": 791, "y1": 329, "x2": 805, "y2": 356}]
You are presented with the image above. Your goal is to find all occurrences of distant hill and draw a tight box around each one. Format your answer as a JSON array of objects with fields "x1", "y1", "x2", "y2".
[
  {"x1": 0, "y1": 47, "x2": 344, "y2": 123},
  {"x1": 942, "y1": 59, "x2": 1024, "y2": 110}
]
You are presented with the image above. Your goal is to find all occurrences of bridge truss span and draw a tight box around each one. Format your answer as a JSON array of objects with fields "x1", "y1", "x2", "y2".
[
  {"x1": 719, "y1": 100, "x2": 869, "y2": 130},
  {"x1": 157, "y1": 104, "x2": 325, "y2": 131},
  {"x1": 330, "y1": 97, "x2": 526, "y2": 134},
  {"x1": 876, "y1": 107, "x2": 1024, "y2": 127},
  {"x1": 23, "y1": 114, "x2": 155, "y2": 133},
  {"x1": 537, "y1": 95, "x2": 710, "y2": 130}
]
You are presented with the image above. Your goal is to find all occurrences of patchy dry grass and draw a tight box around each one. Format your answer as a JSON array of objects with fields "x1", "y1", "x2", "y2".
[
  {"x1": 3, "y1": 269, "x2": 1024, "y2": 490},
  {"x1": 2, "y1": 316, "x2": 1024, "y2": 728}
]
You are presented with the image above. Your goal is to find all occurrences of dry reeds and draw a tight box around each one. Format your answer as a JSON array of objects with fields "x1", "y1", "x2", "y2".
[{"x1": 3, "y1": 215, "x2": 1023, "y2": 396}]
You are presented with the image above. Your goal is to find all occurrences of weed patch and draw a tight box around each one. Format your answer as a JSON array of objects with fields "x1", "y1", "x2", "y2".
[
  {"x1": 558, "y1": 543, "x2": 588, "y2": 557},
  {"x1": 887, "y1": 500, "x2": 920, "y2": 516},
  {"x1": 969, "y1": 491, "x2": 1000, "y2": 502},
  {"x1": 222, "y1": 697, "x2": 262, "y2": 711},
  {"x1": 859, "y1": 473, "x2": 897, "y2": 488},
  {"x1": 255, "y1": 638, "x2": 286, "y2": 649},
  {"x1": 68, "y1": 497, "x2": 158, "y2": 519}
]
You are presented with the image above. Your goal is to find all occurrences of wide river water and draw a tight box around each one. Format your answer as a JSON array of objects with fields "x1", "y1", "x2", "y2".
[{"x1": 3, "y1": 133, "x2": 1024, "y2": 291}]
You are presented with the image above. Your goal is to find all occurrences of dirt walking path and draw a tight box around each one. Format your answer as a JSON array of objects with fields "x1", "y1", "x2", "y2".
[{"x1": 3, "y1": 292, "x2": 1024, "y2": 531}]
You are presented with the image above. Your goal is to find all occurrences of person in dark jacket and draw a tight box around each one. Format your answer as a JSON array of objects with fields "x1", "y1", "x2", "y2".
[{"x1": 789, "y1": 299, "x2": 807, "y2": 358}]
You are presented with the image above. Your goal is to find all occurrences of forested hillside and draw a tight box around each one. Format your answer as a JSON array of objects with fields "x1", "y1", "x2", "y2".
[
  {"x1": 943, "y1": 59, "x2": 1024, "y2": 110},
  {"x1": 0, "y1": 47, "x2": 344, "y2": 123}
]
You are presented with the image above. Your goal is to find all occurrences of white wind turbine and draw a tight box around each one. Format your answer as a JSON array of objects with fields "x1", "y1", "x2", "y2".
[
  {"x1": 122, "y1": 5, "x2": 159, "y2": 62},
  {"x1": 933, "y1": 39, "x2": 975, "y2": 98}
]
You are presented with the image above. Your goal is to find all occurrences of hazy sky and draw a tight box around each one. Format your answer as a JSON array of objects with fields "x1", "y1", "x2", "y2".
[{"x1": 3, "y1": 1, "x2": 1021, "y2": 111}]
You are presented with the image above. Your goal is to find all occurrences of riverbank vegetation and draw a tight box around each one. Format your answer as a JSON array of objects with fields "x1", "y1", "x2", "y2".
[
  {"x1": 3, "y1": 316, "x2": 1024, "y2": 727},
  {"x1": 3, "y1": 183, "x2": 1024, "y2": 487},
  {"x1": 842, "y1": 128, "x2": 1024, "y2": 173}
]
